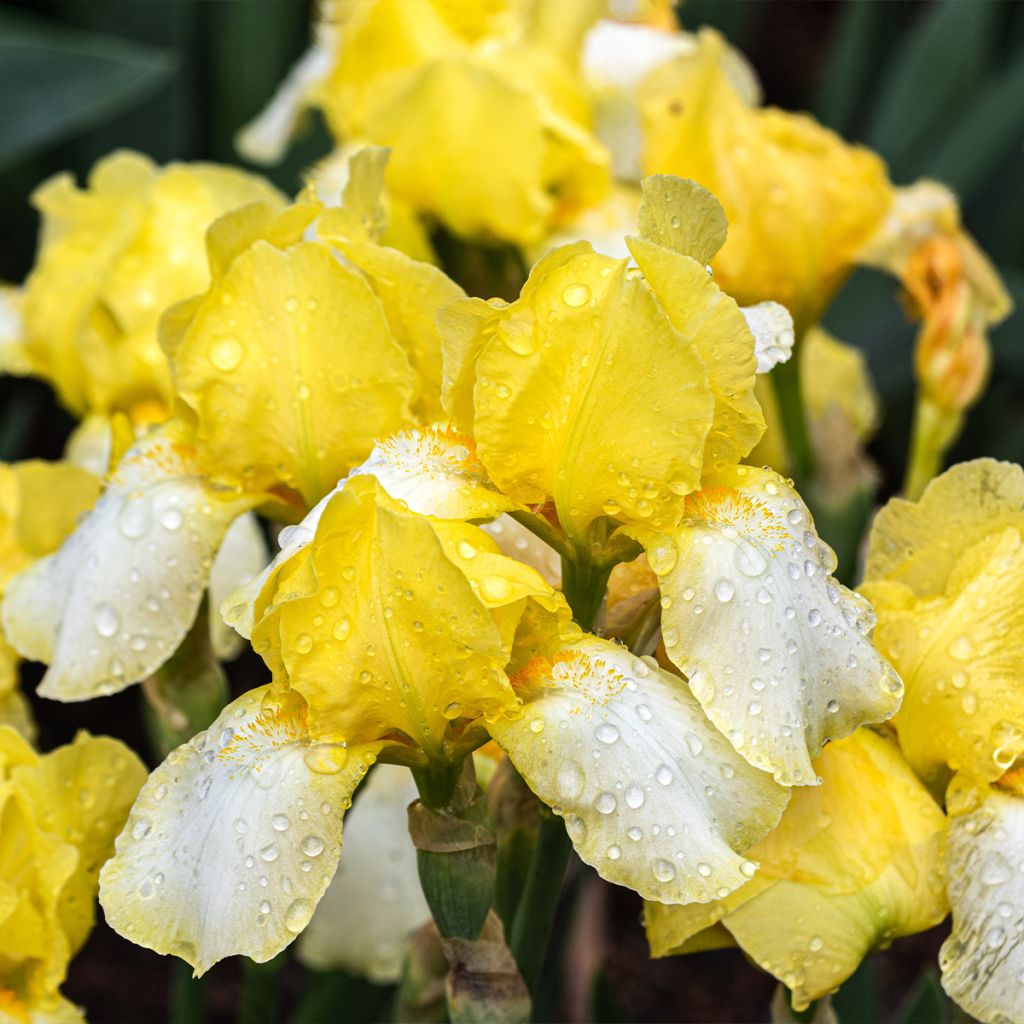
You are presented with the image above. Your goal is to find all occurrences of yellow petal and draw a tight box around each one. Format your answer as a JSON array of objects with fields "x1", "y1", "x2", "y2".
[
  {"x1": 940, "y1": 783, "x2": 1024, "y2": 1024},
  {"x1": 99, "y1": 686, "x2": 380, "y2": 975},
  {"x1": 249, "y1": 476, "x2": 539, "y2": 757},
  {"x1": 488, "y1": 633, "x2": 788, "y2": 904},
  {"x1": 627, "y1": 235, "x2": 764, "y2": 476},
  {"x1": 297, "y1": 764, "x2": 429, "y2": 981},
  {"x1": 635, "y1": 174, "x2": 727, "y2": 265},
  {"x1": 441, "y1": 242, "x2": 714, "y2": 542},
  {"x1": 863, "y1": 526, "x2": 1024, "y2": 786},
  {"x1": 1, "y1": 423, "x2": 258, "y2": 700},
  {"x1": 166, "y1": 232, "x2": 416, "y2": 509},
  {"x1": 12, "y1": 733, "x2": 146, "y2": 956},
  {"x1": 864, "y1": 458, "x2": 1024, "y2": 596},
  {"x1": 628, "y1": 465, "x2": 902, "y2": 785}
]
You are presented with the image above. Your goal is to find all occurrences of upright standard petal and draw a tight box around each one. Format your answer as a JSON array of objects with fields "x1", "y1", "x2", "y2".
[
  {"x1": 166, "y1": 230, "x2": 416, "y2": 509},
  {"x1": 298, "y1": 764, "x2": 429, "y2": 982},
  {"x1": 249, "y1": 476, "x2": 562, "y2": 758},
  {"x1": 99, "y1": 686, "x2": 381, "y2": 976},
  {"x1": 628, "y1": 465, "x2": 901, "y2": 785},
  {"x1": 941, "y1": 780, "x2": 1024, "y2": 1024},
  {"x1": 440, "y1": 241, "x2": 714, "y2": 542},
  {"x1": 488, "y1": 633, "x2": 788, "y2": 904},
  {"x1": 2, "y1": 423, "x2": 258, "y2": 700}
]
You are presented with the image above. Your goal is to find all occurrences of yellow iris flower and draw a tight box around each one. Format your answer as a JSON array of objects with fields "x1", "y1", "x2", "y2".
[
  {"x1": 239, "y1": 0, "x2": 611, "y2": 245},
  {"x1": 639, "y1": 28, "x2": 892, "y2": 332},
  {"x1": 0, "y1": 726, "x2": 146, "y2": 1022},
  {"x1": 11, "y1": 151, "x2": 281, "y2": 426},
  {"x1": 96, "y1": 176, "x2": 901, "y2": 981},
  {"x1": 0, "y1": 461, "x2": 101, "y2": 734},
  {"x1": 1, "y1": 150, "x2": 459, "y2": 705},
  {"x1": 645, "y1": 728, "x2": 947, "y2": 1011},
  {"x1": 861, "y1": 459, "x2": 1024, "y2": 789}
]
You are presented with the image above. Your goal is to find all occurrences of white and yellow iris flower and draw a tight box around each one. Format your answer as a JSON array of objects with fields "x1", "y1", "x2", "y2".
[
  {"x1": 1, "y1": 150, "x2": 461, "y2": 704},
  {"x1": 863, "y1": 458, "x2": 1024, "y2": 1023},
  {"x1": 97, "y1": 175, "x2": 901, "y2": 982},
  {"x1": 645, "y1": 728, "x2": 948, "y2": 1011}
]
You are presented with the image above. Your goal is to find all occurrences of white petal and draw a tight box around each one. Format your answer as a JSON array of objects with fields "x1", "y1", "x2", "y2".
[
  {"x1": 630, "y1": 465, "x2": 902, "y2": 785},
  {"x1": 99, "y1": 686, "x2": 379, "y2": 975},
  {"x1": 63, "y1": 414, "x2": 114, "y2": 477},
  {"x1": 1, "y1": 423, "x2": 257, "y2": 700},
  {"x1": 234, "y1": 28, "x2": 336, "y2": 165},
  {"x1": 0, "y1": 285, "x2": 30, "y2": 376},
  {"x1": 221, "y1": 484, "x2": 341, "y2": 640},
  {"x1": 488, "y1": 634, "x2": 788, "y2": 904},
  {"x1": 209, "y1": 513, "x2": 269, "y2": 661},
  {"x1": 480, "y1": 514, "x2": 562, "y2": 587},
  {"x1": 742, "y1": 302, "x2": 795, "y2": 374},
  {"x1": 350, "y1": 425, "x2": 519, "y2": 520},
  {"x1": 941, "y1": 786, "x2": 1024, "y2": 1024},
  {"x1": 298, "y1": 764, "x2": 428, "y2": 982}
]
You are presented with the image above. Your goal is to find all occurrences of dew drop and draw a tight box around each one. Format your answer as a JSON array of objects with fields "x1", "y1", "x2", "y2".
[
  {"x1": 94, "y1": 603, "x2": 121, "y2": 638},
  {"x1": 159, "y1": 507, "x2": 184, "y2": 531},
  {"x1": 714, "y1": 579, "x2": 735, "y2": 603},
  {"x1": 210, "y1": 335, "x2": 245, "y2": 372},
  {"x1": 655, "y1": 765, "x2": 673, "y2": 786},
  {"x1": 259, "y1": 844, "x2": 280, "y2": 862},
  {"x1": 594, "y1": 791, "x2": 617, "y2": 814},
  {"x1": 272, "y1": 814, "x2": 290, "y2": 832},
  {"x1": 596, "y1": 722, "x2": 620, "y2": 745},
  {"x1": 562, "y1": 283, "x2": 591, "y2": 307},
  {"x1": 302, "y1": 835, "x2": 325, "y2": 857},
  {"x1": 653, "y1": 859, "x2": 677, "y2": 882},
  {"x1": 624, "y1": 785, "x2": 645, "y2": 809}
]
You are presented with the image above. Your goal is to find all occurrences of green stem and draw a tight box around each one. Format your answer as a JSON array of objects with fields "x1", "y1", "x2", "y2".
[
  {"x1": 770, "y1": 350, "x2": 815, "y2": 487},
  {"x1": 508, "y1": 509, "x2": 573, "y2": 562},
  {"x1": 240, "y1": 954, "x2": 285, "y2": 1024},
  {"x1": 903, "y1": 394, "x2": 961, "y2": 501},
  {"x1": 171, "y1": 960, "x2": 206, "y2": 1024},
  {"x1": 508, "y1": 809, "x2": 572, "y2": 1001},
  {"x1": 560, "y1": 555, "x2": 613, "y2": 630}
]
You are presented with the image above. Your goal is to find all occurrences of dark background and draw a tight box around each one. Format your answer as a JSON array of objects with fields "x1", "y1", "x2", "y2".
[{"x1": 1, "y1": 1, "x2": 1021, "y2": 1020}]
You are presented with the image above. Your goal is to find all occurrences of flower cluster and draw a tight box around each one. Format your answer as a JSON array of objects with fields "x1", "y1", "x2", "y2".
[{"x1": 0, "y1": 2, "x2": 1018, "y2": 1022}]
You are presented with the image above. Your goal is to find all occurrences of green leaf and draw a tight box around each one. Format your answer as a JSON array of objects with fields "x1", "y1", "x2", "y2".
[
  {"x1": 813, "y1": 0, "x2": 897, "y2": 135},
  {"x1": 831, "y1": 955, "x2": 881, "y2": 1024},
  {"x1": 895, "y1": 969, "x2": 949, "y2": 1024},
  {"x1": 0, "y1": 10, "x2": 175, "y2": 170},
  {"x1": 865, "y1": 0, "x2": 1000, "y2": 177},
  {"x1": 926, "y1": 55, "x2": 1024, "y2": 202}
]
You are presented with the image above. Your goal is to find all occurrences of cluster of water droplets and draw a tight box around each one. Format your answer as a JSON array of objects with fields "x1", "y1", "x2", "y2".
[
  {"x1": 497, "y1": 641, "x2": 775, "y2": 904},
  {"x1": 653, "y1": 470, "x2": 901, "y2": 783}
]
